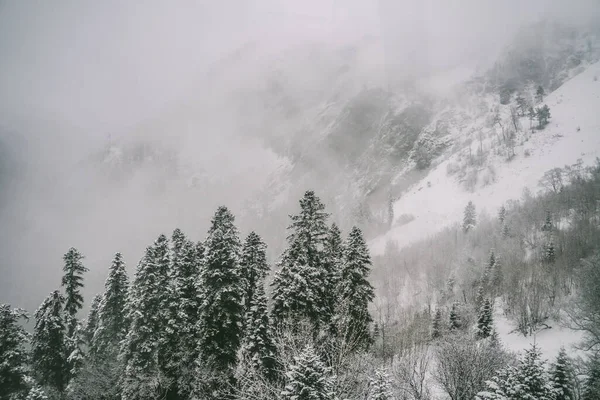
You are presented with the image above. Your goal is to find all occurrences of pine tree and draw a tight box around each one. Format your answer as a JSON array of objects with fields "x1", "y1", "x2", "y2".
[
  {"x1": 272, "y1": 191, "x2": 330, "y2": 331},
  {"x1": 337, "y1": 226, "x2": 375, "y2": 348},
  {"x1": 120, "y1": 235, "x2": 171, "y2": 400},
  {"x1": 92, "y1": 252, "x2": 129, "y2": 356},
  {"x1": 536, "y1": 85, "x2": 545, "y2": 102},
  {"x1": 477, "y1": 299, "x2": 493, "y2": 339},
  {"x1": 491, "y1": 256, "x2": 503, "y2": 292},
  {"x1": 449, "y1": 302, "x2": 461, "y2": 330},
  {"x1": 240, "y1": 280, "x2": 278, "y2": 382},
  {"x1": 31, "y1": 290, "x2": 68, "y2": 393},
  {"x1": 475, "y1": 285, "x2": 485, "y2": 310},
  {"x1": 195, "y1": 206, "x2": 244, "y2": 389},
  {"x1": 0, "y1": 304, "x2": 29, "y2": 399},
  {"x1": 84, "y1": 294, "x2": 101, "y2": 345},
  {"x1": 25, "y1": 385, "x2": 49, "y2": 400},
  {"x1": 169, "y1": 238, "x2": 203, "y2": 399},
  {"x1": 463, "y1": 201, "x2": 477, "y2": 232},
  {"x1": 239, "y1": 231, "x2": 269, "y2": 315},
  {"x1": 498, "y1": 205, "x2": 507, "y2": 224},
  {"x1": 61, "y1": 248, "x2": 88, "y2": 338},
  {"x1": 281, "y1": 345, "x2": 334, "y2": 400},
  {"x1": 431, "y1": 308, "x2": 442, "y2": 339},
  {"x1": 536, "y1": 105, "x2": 551, "y2": 128},
  {"x1": 582, "y1": 352, "x2": 600, "y2": 400},
  {"x1": 323, "y1": 223, "x2": 344, "y2": 324},
  {"x1": 516, "y1": 94, "x2": 528, "y2": 116},
  {"x1": 502, "y1": 223, "x2": 510, "y2": 238},
  {"x1": 543, "y1": 240, "x2": 556, "y2": 265},
  {"x1": 551, "y1": 347, "x2": 575, "y2": 400},
  {"x1": 367, "y1": 367, "x2": 394, "y2": 400},
  {"x1": 517, "y1": 344, "x2": 554, "y2": 399},
  {"x1": 483, "y1": 250, "x2": 495, "y2": 288},
  {"x1": 542, "y1": 210, "x2": 553, "y2": 232}
]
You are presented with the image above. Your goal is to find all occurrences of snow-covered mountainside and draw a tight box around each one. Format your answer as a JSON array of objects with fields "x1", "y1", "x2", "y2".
[
  {"x1": 371, "y1": 60, "x2": 600, "y2": 254},
  {"x1": 93, "y1": 20, "x2": 600, "y2": 255}
]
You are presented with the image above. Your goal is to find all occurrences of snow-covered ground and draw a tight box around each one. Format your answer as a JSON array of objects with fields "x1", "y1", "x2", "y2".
[
  {"x1": 493, "y1": 306, "x2": 585, "y2": 362},
  {"x1": 370, "y1": 61, "x2": 600, "y2": 255}
]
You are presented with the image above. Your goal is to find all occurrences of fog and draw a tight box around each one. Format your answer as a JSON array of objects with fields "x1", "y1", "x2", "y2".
[{"x1": 1, "y1": 0, "x2": 598, "y2": 312}]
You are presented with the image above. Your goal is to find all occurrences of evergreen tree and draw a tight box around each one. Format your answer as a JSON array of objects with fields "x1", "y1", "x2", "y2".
[
  {"x1": 281, "y1": 345, "x2": 334, "y2": 400},
  {"x1": 502, "y1": 223, "x2": 510, "y2": 238},
  {"x1": 475, "y1": 285, "x2": 485, "y2": 310},
  {"x1": 518, "y1": 344, "x2": 554, "y2": 399},
  {"x1": 323, "y1": 223, "x2": 344, "y2": 324},
  {"x1": 582, "y1": 352, "x2": 600, "y2": 400},
  {"x1": 449, "y1": 302, "x2": 461, "y2": 330},
  {"x1": 542, "y1": 210, "x2": 553, "y2": 232},
  {"x1": 120, "y1": 235, "x2": 171, "y2": 400},
  {"x1": 337, "y1": 226, "x2": 375, "y2": 348},
  {"x1": 491, "y1": 256, "x2": 504, "y2": 292},
  {"x1": 536, "y1": 85, "x2": 545, "y2": 102},
  {"x1": 272, "y1": 191, "x2": 330, "y2": 331},
  {"x1": 84, "y1": 294, "x2": 102, "y2": 345},
  {"x1": 551, "y1": 347, "x2": 575, "y2": 400},
  {"x1": 31, "y1": 290, "x2": 68, "y2": 394},
  {"x1": 543, "y1": 240, "x2": 556, "y2": 265},
  {"x1": 367, "y1": 368, "x2": 394, "y2": 400},
  {"x1": 239, "y1": 231, "x2": 269, "y2": 315},
  {"x1": 498, "y1": 205, "x2": 507, "y2": 224},
  {"x1": 432, "y1": 308, "x2": 442, "y2": 339},
  {"x1": 61, "y1": 247, "x2": 88, "y2": 338},
  {"x1": 240, "y1": 280, "x2": 278, "y2": 382},
  {"x1": 25, "y1": 385, "x2": 49, "y2": 400},
  {"x1": 536, "y1": 105, "x2": 551, "y2": 128},
  {"x1": 477, "y1": 299, "x2": 493, "y2": 339},
  {"x1": 195, "y1": 206, "x2": 244, "y2": 393},
  {"x1": 170, "y1": 238, "x2": 203, "y2": 399},
  {"x1": 516, "y1": 94, "x2": 528, "y2": 116},
  {"x1": 463, "y1": 201, "x2": 477, "y2": 232},
  {"x1": 92, "y1": 252, "x2": 129, "y2": 356},
  {"x1": 0, "y1": 304, "x2": 29, "y2": 399}
]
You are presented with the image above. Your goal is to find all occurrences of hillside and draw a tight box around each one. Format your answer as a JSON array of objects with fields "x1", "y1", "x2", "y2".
[{"x1": 372, "y1": 60, "x2": 600, "y2": 255}]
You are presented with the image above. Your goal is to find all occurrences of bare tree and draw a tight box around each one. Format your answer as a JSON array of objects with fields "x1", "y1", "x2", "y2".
[
  {"x1": 393, "y1": 343, "x2": 432, "y2": 400},
  {"x1": 433, "y1": 333, "x2": 510, "y2": 400}
]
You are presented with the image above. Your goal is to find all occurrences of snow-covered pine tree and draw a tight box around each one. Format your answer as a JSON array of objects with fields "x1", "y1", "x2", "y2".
[
  {"x1": 240, "y1": 279, "x2": 278, "y2": 382},
  {"x1": 170, "y1": 227, "x2": 186, "y2": 263},
  {"x1": 195, "y1": 206, "x2": 244, "y2": 393},
  {"x1": 170, "y1": 238, "x2": 203, "y2": 399},
  {"x1": 475, "y1": 285, "x2": 485, "y2": 310},
  {"x1": 120, "y1": 235, "x2": 171, "y2": 400},
  {"x1": 483, "y1": 250, "x2": 496, "y2": 289},
  {"x1": 449, "y1": 302, "x2": 461, "y2": 331},
  {"x1": 542, "y1": 210, "x2": 553, "y2": 232},
  {"x1": 498, "y1": 205, "x2": 507, "y2": 224},
  {"x1": 582, "y1": 352, "x2": 600, "y2": 400},
  {"x1": 323, "y1": 223, "x2": 344, "y2": 325},
  {"x1": 367, "y1": 367, "x2": 394, "y2": 400},
  {"x1": 536, "y1": 85, "x2": 545, "y2": 103},
  {"x1": 517, "y1": 343, "x2": 554, "y2": 399},
  {"x1": 516, "y1": 94, "x2": 528, "y2": 116},
  {"x1": 337, "y1": 226, "x2": 375, "y2": 349},
  {"x1": 25, "y1": 384, "x2": 49, "y2": 400},
  {"x1": 477, "y1": 299, "x2": 493, "y2": 339},
  {"x1": 551, "y1": 347, "x2": 575, "y2": 400},
  {"x1": 281, "y1": 345, "x2": 334, "y2": 400},
  {"x1": 239, "y1": 231, "x2": 269, "y2": 315},
  {"x1": 91, "y1": 252, "x2": 129, "y2": 357},
  {"x1": 31, "y1": 290, "x2": 68, "y2": 394},
  {"x1": 502, "y1": 223, "x2": 510, "y2": 238},
  {"x1": 543, "y1": 240, "x2": 557, "y2": 264},
  {"x1": 463, "y1": 201, "x2": 477, "y2": 232},
  {"x1": 492, "y1": 257, "x2": 503, "y2": 292},
  {"x1": 432, "y1": 308, "x2": 442, "y2": 339},
  {"x1": 476, "y1": 365, "x2": 520, "y2": 399},
  {"x1": 84, "y1": 294, "x2": 101, "y2": 345},
  {"x1": 272, "y1": 191, "x2": 330, "y2": 331},
  {"x1": 61, "y1": 248, "x2": 88, "y2": 338},
  {"x1": 0, "y1": 304, "x2": 29, "y2": 399}
]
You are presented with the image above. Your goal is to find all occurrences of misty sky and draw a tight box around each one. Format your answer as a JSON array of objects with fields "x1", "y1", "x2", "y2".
[{"x1": 1, "y1": 0, "x2": 599, "y2": 312}]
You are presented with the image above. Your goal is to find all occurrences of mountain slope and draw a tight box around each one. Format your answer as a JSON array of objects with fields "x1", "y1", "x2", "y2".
[{"x1": 371, "y1": 61, "x2": 600, "y2": 254}]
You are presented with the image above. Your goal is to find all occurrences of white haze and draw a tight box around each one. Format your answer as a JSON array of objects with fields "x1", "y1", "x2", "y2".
[{"x1": 0, "y1": 0, "x2": 598, "y2": 311}]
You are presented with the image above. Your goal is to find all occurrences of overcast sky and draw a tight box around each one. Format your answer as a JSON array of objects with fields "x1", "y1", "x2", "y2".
[{"x1": 1, "y1": 0, "x2": 599, "y2": 312}]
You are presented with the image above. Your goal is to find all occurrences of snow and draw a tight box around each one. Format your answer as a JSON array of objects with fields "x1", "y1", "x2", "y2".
[
  {"x1": 371, "y1": 61, "x2": 600, "y2": 255},
  {"x1": 493, "y1": 302, "x2": 585, "y2": 362}
]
